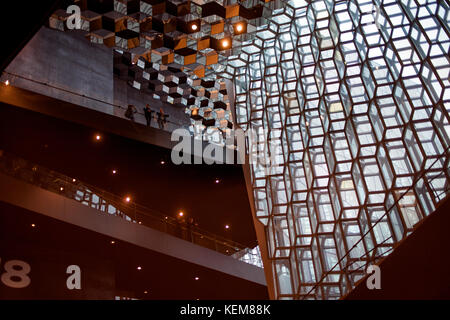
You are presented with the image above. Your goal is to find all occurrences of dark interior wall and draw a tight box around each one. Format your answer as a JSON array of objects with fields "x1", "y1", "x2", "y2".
[
  {"x1": 345, "y1": 195, "x2": 450, "y2": 300},
  {"x1": 0, "y1": 0, "x2": 62, "y2": 73},
  {"x1": 0, "y1": 103, "x2": 257, "y2": 247},
  {"x1": 0, "y1": 201, "x2": 268, "y2": 300}
]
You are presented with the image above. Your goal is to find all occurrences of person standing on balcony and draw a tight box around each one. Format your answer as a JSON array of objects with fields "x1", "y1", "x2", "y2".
[
  {"x1": 143, "y1": 104, "x2": 153, "y2": 127},
  {"x1": 157, "y1": 108, "x2": 169, "y2": 129},
  {"x1": 186, "y1": 217, "x2": 197, "y2": 243},
  {"x1": 125, "y1": 104, "x2": 137, "y2": 122}
]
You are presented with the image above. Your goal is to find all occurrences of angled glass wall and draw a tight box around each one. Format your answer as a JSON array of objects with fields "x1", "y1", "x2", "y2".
[{"x1": 225, "y1": 0, "x2": 450, "y2": 299}]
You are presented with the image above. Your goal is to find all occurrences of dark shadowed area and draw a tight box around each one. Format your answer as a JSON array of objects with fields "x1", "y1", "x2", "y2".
[{"x1": 0, "y1": 103, "x2": 257, "y2": 247}]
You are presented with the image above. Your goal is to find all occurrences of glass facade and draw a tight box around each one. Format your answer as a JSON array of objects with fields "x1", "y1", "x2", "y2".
[
  {"x1": 224, "y1": 0, "x2": 450, "y2": 299},
  {"x1": 46, "y1": 0, "x2": 450, "y2": 299}
]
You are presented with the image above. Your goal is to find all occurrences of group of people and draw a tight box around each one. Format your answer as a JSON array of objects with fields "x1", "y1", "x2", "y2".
[{"x1": 125, "y1": 104, "x2": 169, "y2": 129}]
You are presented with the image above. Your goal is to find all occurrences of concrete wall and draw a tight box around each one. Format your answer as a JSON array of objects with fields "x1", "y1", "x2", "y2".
[
  {"x1": 5, "y1": 27, "x2": 114, "y2": 114},
  {"x1": 3, "y1": 27, "x2": 190, "y2": 132}
]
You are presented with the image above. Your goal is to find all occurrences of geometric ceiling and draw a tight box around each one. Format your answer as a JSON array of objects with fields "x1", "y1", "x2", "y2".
[{"x1": 48, "y1": 0, "x2": 283, "y2": 139}]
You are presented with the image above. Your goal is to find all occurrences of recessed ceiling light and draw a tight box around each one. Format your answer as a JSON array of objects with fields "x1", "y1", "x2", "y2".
[
  {"x1": 222, "y1": 39, "x2": 230, "y2": 48},
  {"x1": 191, "y1": 24, "x2": 198, "y2": 31},
  {"x1": 235, "y1": 23, "x2": 245, "y2": 33}
]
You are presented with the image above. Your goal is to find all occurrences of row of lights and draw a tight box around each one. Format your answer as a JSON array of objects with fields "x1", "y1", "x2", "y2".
[
  {"x1": 93, "y1": 133, "x2": 166, "y2": 204},
  {"x1": 190, "y1": 22, "x2": 246, "y2": 33},
  {"x1": 28, "y1": 222, "x2": 206, "y2": 298},
  {"x1": 187, "y1": 22, "x2": 246, "y2": 50},
  {"x1": 92, "y1": 133, "x2": 231, "y2": 241},
  {"x1": 28, "y1": 223, "x2": 156, "y2": 296}
]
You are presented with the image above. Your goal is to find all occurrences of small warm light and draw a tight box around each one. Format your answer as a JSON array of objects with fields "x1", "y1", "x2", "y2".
[
  {"x1": 165, "y1": 216, "x2": 168, "y2": 220},
  {"x1": 137, "y1": 266, "x2": 142, "y2": 271},
  {"x1": 225, "y1": 224, "x2": 230, "y2": 230},
  {"x1": 95, "y1": 135, "x2": 101, "y2": 141},
  {"x1": 235, "y1": 23, "x2": 244, "y2": 33},
  {"x1": 191, "y1": 24, "x2": 198, "y2": 31},
  {"x1": 144, "y1": 291, "x2": 148, "y2": 294},
  {"x1": 125, "y1": 196, "x2": 131, "y2": 203},
  {"x1": 31, "y1": 224, "x2": 36, "y2": 228},
  {"x1": 112, "y1": 169, "x2": 117, "y2": 174},
  {"x1": 222, "y1": 39, "x2": 230, "y2": 48},
  {"x1": 160, "y1": 161, "x2": 165, "y2": 165},
  {"x1": 60, "y1": 187, "x2": 64, "y2": 191},
  {"x1": 215, "y1": 179, "x2": 220, "y2": 184},
  {"x1": 179, "y1": 211, "x2": 184, "y2": 217},
  {"x1": 138, "y1": 221, "x2": 142, "y2": 225},
  {"x1": 72, "y1": 178, "x2": 76, "y2": 182},
  {"x1": 4, "y1": 80, "x2": 9, "y2": 86},
  {"x1": 110, "y1": 240, "x2": 116, "y2": 244},
  {"x1": 194, "y1": 277, "x2": 199, "y2": 281}
]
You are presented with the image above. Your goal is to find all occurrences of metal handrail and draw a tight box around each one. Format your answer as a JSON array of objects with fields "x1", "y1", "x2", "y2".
[{"x1": 0, "y1": 150, "x2": 262, "y2": 267}]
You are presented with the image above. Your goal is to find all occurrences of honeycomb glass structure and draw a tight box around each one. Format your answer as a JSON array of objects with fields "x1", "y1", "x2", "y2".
[
  {"x1": 48, "y1": 0, "x2": 450, "y2": 300},
  {"x1": 224, "y1": 0, "x2": 450, "y2": 299}
]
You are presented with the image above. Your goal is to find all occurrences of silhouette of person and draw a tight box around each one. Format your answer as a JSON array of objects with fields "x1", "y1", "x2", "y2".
[
  {"x1": 143, "y1": 104, "x2": 153, "y2": 127},
  {"x1": 157, "y1": 108, "x2": 165, "y2": 129},
  {"x1": 125, "y1": 104, "x2": 137, "y2": 122}
]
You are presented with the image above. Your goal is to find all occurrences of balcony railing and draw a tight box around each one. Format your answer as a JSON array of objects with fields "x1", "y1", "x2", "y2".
[{"x1": 0, "y1": 150, "x2": 263, "y2": 268}]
